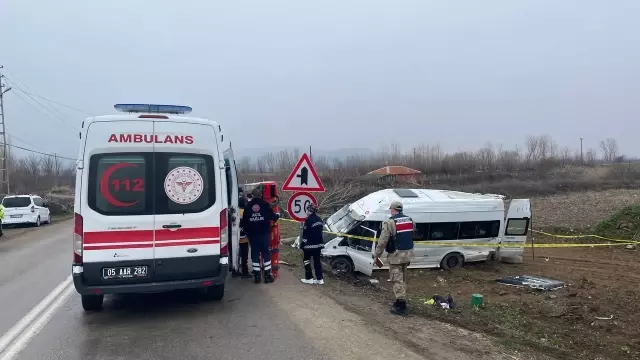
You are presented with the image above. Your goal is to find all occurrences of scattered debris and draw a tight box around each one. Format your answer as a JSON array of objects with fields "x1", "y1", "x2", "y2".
[
  {"x1": 427, "y1": 294, "x2": 456, "y2": 309},
  {"x1": 496, "y1": 275, "x2": 565, "y2": 291},
  {"x1": 625, "y1": 244, "x2": 635, "y2": 250},
  {"x1": 369, "y1": 279, "x2": 379, "y2": 284},
  {"x1": 595, "y1": 315, "x2": 614, "y2": 320}
]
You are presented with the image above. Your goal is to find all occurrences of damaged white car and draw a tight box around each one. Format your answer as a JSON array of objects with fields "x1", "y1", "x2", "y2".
[{"x1": 302, "y1": 189, "x2": 531, "y2": 276}]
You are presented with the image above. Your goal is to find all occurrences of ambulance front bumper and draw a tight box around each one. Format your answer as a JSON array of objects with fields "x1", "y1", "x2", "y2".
[{"x1": 72, "y1": 264, "x2": 228, "y2": 295}]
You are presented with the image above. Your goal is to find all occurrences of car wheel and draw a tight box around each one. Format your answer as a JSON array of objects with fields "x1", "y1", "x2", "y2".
[
  {"x1": 34, "y1": 216, "x2": 41, "y2": 227},
  {"x1": 48, "y1": 214, "x2": 52, "y2": 224},
  {"x1": 440, "y1": 252, "x2": 464, "y2": 270},
  {"x1": 329, "y1": 256, "x2": 354, "y2": 274},
  {"x1": 202, "y1": 284, "x2": 225, "y2": 301},
  {"x1": 81, "y1": 294, "x2": 104, "y2": 311}
]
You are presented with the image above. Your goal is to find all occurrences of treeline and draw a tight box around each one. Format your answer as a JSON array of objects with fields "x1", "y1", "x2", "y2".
[
  {"x1": 236, "y1": 135, "x2": 629, "y2": 176},
  {"x1": 6, "y1": 153, "x2": 75, "y2": 195}
]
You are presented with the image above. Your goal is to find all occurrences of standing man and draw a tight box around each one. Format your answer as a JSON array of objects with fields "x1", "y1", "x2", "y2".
[
  {"x1": 300, "y1": 203, "x2": 325, "y2": 285},
  {"x1": 373, "y1": 201, "x2": 414, "y2": 316},
  {"x1": 242, "y1": 187, "x2": 280, "y2": 284}
]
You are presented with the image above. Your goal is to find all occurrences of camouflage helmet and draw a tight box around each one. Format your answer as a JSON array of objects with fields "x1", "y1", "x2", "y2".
[{"x1": 389, "y1": 201, "x2": 403, "y2": 211}]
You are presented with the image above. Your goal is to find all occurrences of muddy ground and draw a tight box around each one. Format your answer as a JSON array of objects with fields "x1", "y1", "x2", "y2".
[{"x1": 277, "y1": 189, "x2": 640, "y2": 360}]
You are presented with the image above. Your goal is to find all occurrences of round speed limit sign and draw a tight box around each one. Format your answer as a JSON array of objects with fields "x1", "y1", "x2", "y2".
[{"x1": 287, "y1": 192, "x2": 318, "y2": 222}]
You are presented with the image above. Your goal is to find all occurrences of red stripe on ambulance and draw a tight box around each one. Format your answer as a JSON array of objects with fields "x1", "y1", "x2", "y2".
[
  {"x1": 155, "y1": 227, "x2": 220, "y2": 241},
  {"x1": 83, "y1": 227, "x2": 221, "y2": 250}
]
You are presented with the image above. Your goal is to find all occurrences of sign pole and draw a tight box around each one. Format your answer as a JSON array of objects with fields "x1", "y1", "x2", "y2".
[
  {"x1": 282, "y1": 150, "x2": 325, "y2": 251},
  {"x1": 298, "y1": 147, "x2": 312, "y2": 247}
]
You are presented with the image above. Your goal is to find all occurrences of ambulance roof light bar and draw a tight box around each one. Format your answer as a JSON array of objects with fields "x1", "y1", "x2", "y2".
[{"x1": 114, "y1": 104, "x2": 193, "y2": 115}]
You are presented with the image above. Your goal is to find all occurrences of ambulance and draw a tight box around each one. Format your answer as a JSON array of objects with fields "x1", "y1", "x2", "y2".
[{"x1": 72, "y1": 104, "x2": 240, "y2": 311}]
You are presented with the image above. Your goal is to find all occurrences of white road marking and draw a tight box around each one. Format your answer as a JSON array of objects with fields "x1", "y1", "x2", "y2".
[
  {"x1": 0, "y1": 275, "x2": 73, "y2": 359},
  {"x1": 0, "y1": 286, "x2": 74, "y2": 360}
]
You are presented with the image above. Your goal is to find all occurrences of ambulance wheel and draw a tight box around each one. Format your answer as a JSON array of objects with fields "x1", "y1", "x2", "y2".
[
  {"x1": 203, "y1": 284, "x2": 225, "y2": 301},
  {"x1": 81, "y1": 294, "x2": 104, "y2": 311},
  {"x1": 441, "y1": 253, "x2": 463, "y2": 270},
  {"x1": 329, "y1": 257, "x2": 353, "y2": 274}
]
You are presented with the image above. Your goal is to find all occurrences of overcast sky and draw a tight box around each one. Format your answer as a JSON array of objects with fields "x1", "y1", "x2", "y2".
[{"x1": 2, "y1": 0, "x2": 639, "y2": 161}]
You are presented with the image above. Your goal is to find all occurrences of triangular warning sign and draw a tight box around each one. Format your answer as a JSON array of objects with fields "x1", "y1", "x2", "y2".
[{"x1": 282, "y1": 153, "x2": 325, "y2": 192}]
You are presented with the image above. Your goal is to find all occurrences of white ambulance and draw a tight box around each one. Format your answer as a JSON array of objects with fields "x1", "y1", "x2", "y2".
[{"x1": 72, "y1": 104, "x2": 240, "y2": 311}]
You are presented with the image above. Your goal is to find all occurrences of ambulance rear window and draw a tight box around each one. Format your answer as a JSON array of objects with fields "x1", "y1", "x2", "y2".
[
  {"x1": 88, "y1": 154, "x2": 150, "y2": 215},
  {"x1": 88, "y1": 152, "x2": 215, "y2": 216},
  {"x1": 154, "y1": 153, "x2": 216, "y2": 214}
]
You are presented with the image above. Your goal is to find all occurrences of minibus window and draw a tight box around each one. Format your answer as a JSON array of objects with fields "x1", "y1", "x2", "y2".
[{"x1": 428, "y1": 222, "x2": 459, "y2": 241}]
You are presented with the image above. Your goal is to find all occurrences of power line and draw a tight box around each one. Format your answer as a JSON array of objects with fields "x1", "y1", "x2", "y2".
[
  {"x1": 10, "y1": 87, "x2": 91, "y2": 115},
  {"x1": 0, "y1": 142, "x2": 76, "y2": 161},
  {"x1": 2, "y1": 76, "x2": 81, "y2": 132},
  {"x1": 10, "y1": 86, "x2": 79, "y2": 132},
  {"x1": 2, "y1": 75, "x2": 73, "y2": 124},
  {"x1": 9, "y1": 134, "x2": 48, "y2": 153},
  {"x1": 1, "y1": 72, "x2": 92, "y2": 115},
  {"x1": 8, "y1": 89, "x2": 79, "y2": 135}
]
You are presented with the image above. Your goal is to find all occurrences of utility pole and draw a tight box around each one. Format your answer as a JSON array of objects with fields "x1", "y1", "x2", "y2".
[
  {"x1": 579, "y1": 137, "x2": 584, "y2": 165},
  {"x1": 0, "y1": 66, "x2": 11, "y2": 196}
]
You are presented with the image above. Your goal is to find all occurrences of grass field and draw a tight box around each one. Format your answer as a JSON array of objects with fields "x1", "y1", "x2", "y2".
[{"x1": 278, "y1": 189, "x2": 640, "y2": 360}]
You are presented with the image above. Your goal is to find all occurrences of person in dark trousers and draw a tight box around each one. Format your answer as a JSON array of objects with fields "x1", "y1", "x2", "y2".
[
  {"x1": 300, "y1": 203, "x2": 325, "y2": 285},
  {"x1": 232, "y1": 189, "x2": 251, "y2": 278},
  {"x1": 242, "y1": 187, "x2": 280, "y2": 284}
]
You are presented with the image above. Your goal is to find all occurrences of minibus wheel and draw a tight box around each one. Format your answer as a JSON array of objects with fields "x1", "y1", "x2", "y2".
[
  {"x1": 329, "y1": 257, "x2": 354, "y2": 274},
  {"x1": 441, "y1": 253, "x2": 463, "y2": 270}
]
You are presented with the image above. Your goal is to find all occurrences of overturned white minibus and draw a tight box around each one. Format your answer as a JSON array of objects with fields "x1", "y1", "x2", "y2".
[{"x1": 320, "y1": 189, "x2": 530, "y2": 276}]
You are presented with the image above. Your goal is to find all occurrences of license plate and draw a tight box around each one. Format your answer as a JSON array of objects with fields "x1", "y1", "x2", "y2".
[
  {"x1": 10, "y1": 215, "x2": 22, "y2": 218},
  {"x1": 102, "y1": 266, "x2": 148, "y2": 280}
]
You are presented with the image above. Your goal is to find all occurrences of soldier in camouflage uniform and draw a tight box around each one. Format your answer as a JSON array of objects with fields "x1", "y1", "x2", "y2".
[{"x1": 374, "y1": 201, "x2": 414, "y2": 316}]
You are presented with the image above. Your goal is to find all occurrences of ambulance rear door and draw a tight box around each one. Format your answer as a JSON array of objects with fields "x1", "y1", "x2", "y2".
[
  {"x1": 152, "y1": 120, "x2": 223, "y2": 282},
  {"x1": 223, "y1": 145, "x2": 240, "y2": 272},
  {"x1": 81, "y1": 119, "x2": 155, "y2": 286}
]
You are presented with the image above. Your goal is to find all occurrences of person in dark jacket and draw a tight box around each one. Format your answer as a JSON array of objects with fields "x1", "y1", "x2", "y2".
[
  {"x1": 300, "y1": 203, "x2": 325, "y2": 285},
  {"x1": 241, "y1": 187, "x2": 280, "y2": 284}
]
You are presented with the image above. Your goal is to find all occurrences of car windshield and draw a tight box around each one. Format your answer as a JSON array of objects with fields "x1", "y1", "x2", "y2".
[
  {"x1": 325, "y1": 204, "x2": 360, "y2": 234},
  {"x1": 2, "y1": 197, "x2": 32, "y2": 208}
]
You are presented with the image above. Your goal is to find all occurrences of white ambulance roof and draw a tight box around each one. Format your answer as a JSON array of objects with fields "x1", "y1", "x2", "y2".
[
  {"x1": 86, "y1": 114, "x2": 220, "y2": 127},
  {"x1": 350, "y1": 189, "x2": 505, "y2": 217}
]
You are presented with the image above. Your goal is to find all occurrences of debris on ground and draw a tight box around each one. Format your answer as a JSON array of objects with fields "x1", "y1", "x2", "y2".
[
  {"x1": 427, "y1": 294, "x2": 456, "y2": 309},
  {"x1": 495, "y1": 275, "x2": 565, "y2": 290}
]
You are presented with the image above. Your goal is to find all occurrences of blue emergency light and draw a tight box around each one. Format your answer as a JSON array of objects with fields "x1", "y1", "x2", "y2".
[{"x1": 114, "y1": 104, "x2": 193, "y2": 114}]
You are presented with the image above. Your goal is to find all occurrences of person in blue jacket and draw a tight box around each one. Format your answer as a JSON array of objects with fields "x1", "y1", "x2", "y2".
[
  {"x1": 241, "y1": 187, "x2": 280, "y2": 284},
  {"x1": 300, "y1": 203, "x2": 325, "y2": 285}
]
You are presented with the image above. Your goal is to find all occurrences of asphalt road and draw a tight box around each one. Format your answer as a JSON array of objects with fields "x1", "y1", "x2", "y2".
[{"x1": 0, "y1": 220, "x2": 428, "y2": 360}]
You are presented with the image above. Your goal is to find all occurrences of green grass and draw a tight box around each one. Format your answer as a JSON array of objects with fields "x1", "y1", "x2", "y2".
[{"x1": 594, "y1": 204, "x2": 640, "y2": 239}]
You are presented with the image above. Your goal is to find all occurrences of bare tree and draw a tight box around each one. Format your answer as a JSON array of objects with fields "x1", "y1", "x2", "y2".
[
  {"x1": 525, "y1": 136, "x2": 540, "y2": 166},
  {"x1": 599, "y1": 138, "x2": 618, "y2": 163}
]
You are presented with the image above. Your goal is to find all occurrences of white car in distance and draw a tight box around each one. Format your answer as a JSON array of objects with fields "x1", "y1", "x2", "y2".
[{"x1": 2, "y1": 194, "x2": 52, "y2": 227}]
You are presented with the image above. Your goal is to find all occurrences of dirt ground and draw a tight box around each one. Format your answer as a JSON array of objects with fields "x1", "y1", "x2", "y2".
[{"x1": 278, "y1": 189, "x2": 640, "y2": 360}]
